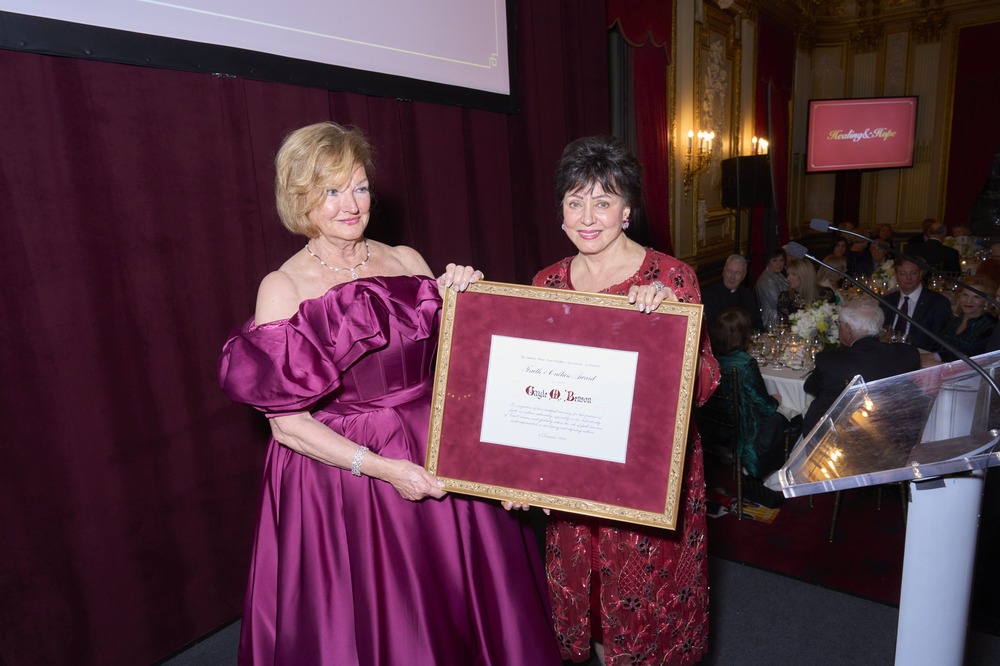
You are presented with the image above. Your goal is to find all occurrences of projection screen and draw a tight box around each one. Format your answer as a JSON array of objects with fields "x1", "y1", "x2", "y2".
[{"x1": 0, "y1": 0, "x2": 516, "y2": 111}]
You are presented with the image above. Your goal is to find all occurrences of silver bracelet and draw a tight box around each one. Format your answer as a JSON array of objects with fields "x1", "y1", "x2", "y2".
[{"x1": 351, "y1": 446, "x2": 368, "y2": 477}]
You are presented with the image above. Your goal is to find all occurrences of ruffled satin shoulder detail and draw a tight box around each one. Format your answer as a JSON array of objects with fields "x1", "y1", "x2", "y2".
[{"x1": 218, "y1": 275, "x2": 441, "y2": 414}]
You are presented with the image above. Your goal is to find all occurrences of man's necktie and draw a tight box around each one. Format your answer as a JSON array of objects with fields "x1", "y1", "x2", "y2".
[{"x1": 894, "y1": 295, "x2": 910, "y2": 334}]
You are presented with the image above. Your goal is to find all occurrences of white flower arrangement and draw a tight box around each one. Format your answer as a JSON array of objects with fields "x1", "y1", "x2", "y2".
[
  {"x1": 870, "y1": 260, "x2": 896, "y2": 292},
  {"x1": 789, "y1": 300, "x2": 840, "y2": 347}
]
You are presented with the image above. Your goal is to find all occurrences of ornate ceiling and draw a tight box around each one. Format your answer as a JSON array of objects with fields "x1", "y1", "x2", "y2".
[{"x1": 733, "y1": 0, "x2": 957, "y2": 50}]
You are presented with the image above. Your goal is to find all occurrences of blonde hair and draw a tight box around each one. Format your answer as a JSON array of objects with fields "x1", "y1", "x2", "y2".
[
  {"x1": 817, "y1": 254, "x2": 846, "y2": 288},
  {"x1": 953, "y1": 274, "x2": 998, "y2": 317},
  {"x1": 274, "y1": 122, "x2": 374, "y2": 238},
  {"x1": 786, "y1": 257, "x2": 818, "y2": 303}
]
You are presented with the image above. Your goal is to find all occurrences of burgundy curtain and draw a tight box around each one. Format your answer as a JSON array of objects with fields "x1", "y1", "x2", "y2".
[
  {"x1": 750, "y1": 12, "x2": 795, "y2": 276},
  {"x1": 607, "y1": 0, "x2": 672, "y2": 50},
  {"x1": 944, "y1": 22, "x2": 1000, "y2": 231},
  {"x1": 633, "y1": 42, "x2": 673, "y2": 254},
  {"x1": 0, "y1": 1, "x2": 609, "y2": 663},
  {"x1": 606, "y1": 1, "x2": 673, "y2": 254}
]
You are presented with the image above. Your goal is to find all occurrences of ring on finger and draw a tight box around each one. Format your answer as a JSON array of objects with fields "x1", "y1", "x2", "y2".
[{"x1": 652, "y1": 280, "x2": 665, "y2": 292}]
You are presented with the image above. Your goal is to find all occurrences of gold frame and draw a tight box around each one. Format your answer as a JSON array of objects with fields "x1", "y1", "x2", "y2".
[{"x1": 425, "y1": 281, "x2": 703, "y2": 529}]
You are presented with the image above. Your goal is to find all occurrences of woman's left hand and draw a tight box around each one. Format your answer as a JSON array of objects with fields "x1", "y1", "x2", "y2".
[
  {"x1": 437, "y1": 263, "x2": 484, "y2": 294},
  {"x1": 501, "y1": 500, "x2": 550, "y2": 515},
  {"x1": 628, "y1": 280, "x2": 676, "y2": 313}
]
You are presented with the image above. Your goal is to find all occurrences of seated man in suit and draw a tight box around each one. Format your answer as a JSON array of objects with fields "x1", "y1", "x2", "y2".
[
  {"x1": 702, "y1": 254, "x2": 765, "y2": 331},
  {"x1": 802, "y1": 299, "x2": 921, "y2": 433},
  {"x1": 880, "y1": 258, "x2": 953, "y2": 351},
  {"x1": 908, "y1": 222, "x2": 961, "y2": 274},
  {"x1": 906, "y1": 217, "x2": 935, "y2": 250}
]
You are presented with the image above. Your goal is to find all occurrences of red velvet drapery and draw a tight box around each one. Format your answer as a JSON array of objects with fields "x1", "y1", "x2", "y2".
[
  {"x1": 607, "y1": 0, "x2": 672, "y2": 51},
  {"x1": 633, "y1": 42, "x2": 673, "y2": 255},
  {"x1": 607, "y1": 1, "x2": 673, "y2": 254},
  {"x1": 0, "y1": 2, "x2": 609, "y2": 663},
  {"x1": 944, "y1": 21, "x2": 1000, "y2": 231},
  {"x1": 750, "y1": 12, "x2": 795, "y2": 276}
]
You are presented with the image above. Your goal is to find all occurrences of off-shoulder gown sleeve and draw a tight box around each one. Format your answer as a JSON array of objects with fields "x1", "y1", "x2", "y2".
[{"x1": 219, "y1": 275, "x2": 561, "y2": 666}]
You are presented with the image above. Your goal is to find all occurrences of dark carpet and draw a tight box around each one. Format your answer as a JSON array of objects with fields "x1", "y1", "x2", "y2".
[{"x1": 704, "y1": 456, "x2": 906, "y2": 606}]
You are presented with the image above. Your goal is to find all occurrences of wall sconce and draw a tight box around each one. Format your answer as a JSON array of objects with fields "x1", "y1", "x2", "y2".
[
  {"x1": 683, "y1": 129, "x2": 714, "y2": 198},
  {"x1": 751, "y1": 135, "x2": 769, "y2": 155}
]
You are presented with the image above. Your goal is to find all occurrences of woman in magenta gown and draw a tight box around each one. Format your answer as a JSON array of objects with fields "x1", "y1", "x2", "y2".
[
  {"x1": 530, "y1": 136, "x2": 719, "y2": 665},
  {"x1": 219, "y1": 122, "x2": 561, "y2": 665}
]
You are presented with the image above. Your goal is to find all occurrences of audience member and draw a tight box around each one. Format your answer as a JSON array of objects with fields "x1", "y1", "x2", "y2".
[
  {"x1": 909, "y1": 222, "x2": 961, "y2": 274},
  {"x1": 755, "y1": 247, "x2": 788, "y2": 329},
  {"x1": 880, "y1": 258, "x2": 953, "y2": 351},
  {"x1": 830, "y1": 236, "x2": 857, "y2": 276},
  {"x1": 777, "y1": 258, "x2": 830, "y2": 321},
  {"x1": 841, "y1": 220, "x2": 870, "y2": 255},
  {"x1": 817, "y1": 255, "x2": 847, "y2": 303},
  {"x1": 938, "y1": 274, "x2": 998, "y2": 362},
  {"x1": 908, "y1": 218, "x2": 936, "y2": 249},
  {"x1": 947, "y1": 223, "x2": 978, "y2": 260},
  {"x1": 702, "y1": 254, "x2": 765, "y2": 331},
  {"x1": 701, "y1": 307, "x2": 788, "y2": 483},
  {"x1": 847, "y1": 236, "x2": 872, "y2": 276},
  {"x1": 802, "y1": 299, "x2": 921, "y2": 433},
  {"x1": 855, "y1": 237, "x2": 890, "y2": 278},
  {"x1": 875, "y1": 223, "x2": 895, "y2": 248}
]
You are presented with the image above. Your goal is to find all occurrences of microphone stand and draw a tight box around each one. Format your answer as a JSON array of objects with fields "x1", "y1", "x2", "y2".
[
  {"x1": 810, "y1": 218, "x2": 999, "y2": 306},
  {"x1": 786, "y1": 241, "x2": 1000, "y2": 397}
]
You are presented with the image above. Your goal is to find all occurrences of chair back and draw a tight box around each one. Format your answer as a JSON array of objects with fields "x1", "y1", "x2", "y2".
[
  {"x1": 696, "y1": 366, "x2": 741, "y2": 456},
  {"x1": 696, "y1": 365, "x2": 745, "y2": 518}
]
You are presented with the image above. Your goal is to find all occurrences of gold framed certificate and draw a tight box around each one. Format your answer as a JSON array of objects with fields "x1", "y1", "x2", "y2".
[{"x1": 425, "y1": 281, "x2": 703, "y2": 529}]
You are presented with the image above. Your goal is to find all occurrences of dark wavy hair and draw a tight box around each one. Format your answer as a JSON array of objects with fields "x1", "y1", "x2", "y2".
[{"x1": 554, "y1": 135, "x2": 643, "y2": 214}]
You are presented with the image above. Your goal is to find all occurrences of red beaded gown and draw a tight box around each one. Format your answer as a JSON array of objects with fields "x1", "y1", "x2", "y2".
[
  {"x1": 219, "y1": 275, "x2": 561, "y2": 666},
  {"x1": 532, "y1": 249, "x2": 720, "y2": 666}
]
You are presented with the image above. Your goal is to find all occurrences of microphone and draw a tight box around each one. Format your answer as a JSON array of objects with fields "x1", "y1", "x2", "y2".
[
  {"x1": 786, "y1": 241, "x2": 1000, "y2": 397},
  {"x1": 809, "y1": 218, "x2": 999, "y2": 306}
]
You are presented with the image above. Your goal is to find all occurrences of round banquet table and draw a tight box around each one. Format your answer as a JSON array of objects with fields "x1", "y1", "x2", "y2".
[{"x1": 759, "y1": 363, "x2": 814, "y2": 420}]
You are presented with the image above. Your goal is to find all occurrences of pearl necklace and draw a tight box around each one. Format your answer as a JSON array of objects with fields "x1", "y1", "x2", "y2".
[{"x1": 306, "y1": 240, "x2": 371, "y2": 280}]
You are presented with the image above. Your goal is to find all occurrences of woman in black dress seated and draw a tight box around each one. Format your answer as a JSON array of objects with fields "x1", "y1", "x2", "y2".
[
  {"x1": 777, "y1": 258, "x2": 834, "y2": 322},
  {"x1": 939, "y1": 274, "x2": 998, "y2": 362},
  {"x1": 701, "y1": 307, "x2": 789, "y2": 483}
]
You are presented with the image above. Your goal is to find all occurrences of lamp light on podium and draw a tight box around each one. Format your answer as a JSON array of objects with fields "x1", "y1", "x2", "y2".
[{"x1": 683, "y1": 129, "x2": 715, "y2": 198}]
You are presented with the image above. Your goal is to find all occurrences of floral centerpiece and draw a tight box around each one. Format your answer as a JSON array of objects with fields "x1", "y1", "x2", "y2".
[
  {"x1": 789, "y1": 300, "x2": 840, "y2": 347},
  {"x1": 871, "y1": 260, "x2": 896, "y2": 293}
]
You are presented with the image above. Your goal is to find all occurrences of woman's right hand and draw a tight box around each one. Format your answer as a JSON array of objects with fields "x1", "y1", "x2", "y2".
[{"x1": 269, "y1": 413, "x2": 447, "y2": 502}]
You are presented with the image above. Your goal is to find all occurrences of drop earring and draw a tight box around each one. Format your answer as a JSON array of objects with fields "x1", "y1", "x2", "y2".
[
  {"x1": 622, "y1": 216, "x2": 631, "y2": 230},
  {"x1": 561, "y1": 223, "x2": 566, "y2": 230}
]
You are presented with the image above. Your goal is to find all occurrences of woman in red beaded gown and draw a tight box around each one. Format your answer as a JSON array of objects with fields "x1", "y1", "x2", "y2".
[{"x1": 527, "y1": 136, "x2": 719, "y2": 665}]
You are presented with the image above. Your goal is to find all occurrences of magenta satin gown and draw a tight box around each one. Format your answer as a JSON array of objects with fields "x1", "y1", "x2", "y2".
[{"x1": 219, "y1": 275, "x2": 561, "y2": 666}]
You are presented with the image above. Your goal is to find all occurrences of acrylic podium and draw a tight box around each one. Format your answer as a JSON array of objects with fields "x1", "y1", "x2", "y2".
[{"x1": 772, "y1": 349, "x2": 1000, "y2": 666}]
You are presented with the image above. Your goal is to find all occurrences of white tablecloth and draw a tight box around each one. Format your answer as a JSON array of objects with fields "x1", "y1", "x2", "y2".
[{"x1": 760, "y1": 364, "x2": 813, "y2": 420}]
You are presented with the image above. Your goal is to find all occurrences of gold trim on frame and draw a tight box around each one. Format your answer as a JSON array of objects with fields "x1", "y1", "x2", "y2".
[{"x1": 425, "y1": 281, "x2": 704, "y2": 530}]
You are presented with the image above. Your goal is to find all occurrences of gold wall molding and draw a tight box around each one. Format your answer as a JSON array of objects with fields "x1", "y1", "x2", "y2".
[{"x1": 911, "y1": 3, "x2": 948, "y2": 44}]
